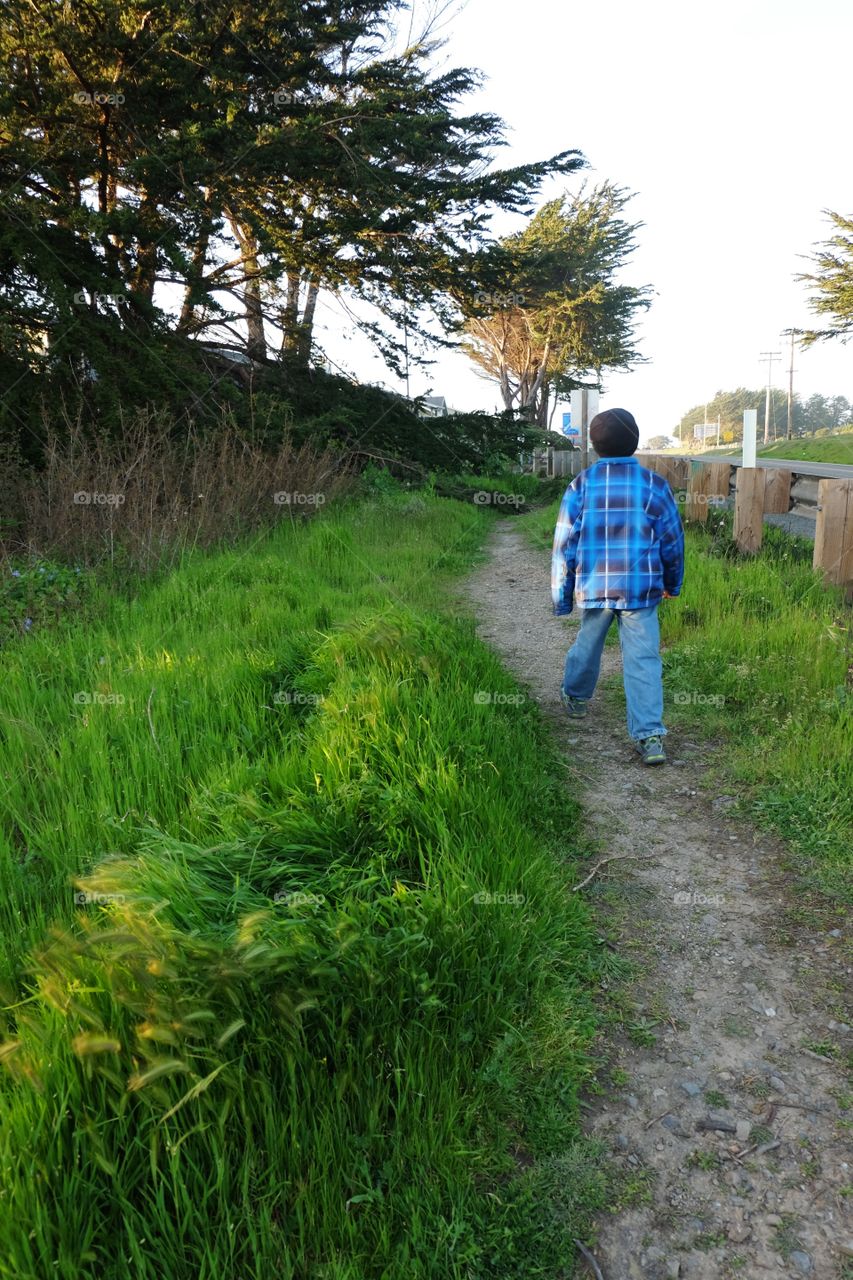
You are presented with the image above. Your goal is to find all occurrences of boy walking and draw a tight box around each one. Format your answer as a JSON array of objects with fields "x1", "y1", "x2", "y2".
[{"x1": 551, "y1": 408, "x2": 684, "y2": 765}]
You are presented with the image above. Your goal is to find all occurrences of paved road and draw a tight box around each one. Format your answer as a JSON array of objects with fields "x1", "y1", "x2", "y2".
[{"x1": 690, "y1": 452, "x2": 853, "y2": 479}]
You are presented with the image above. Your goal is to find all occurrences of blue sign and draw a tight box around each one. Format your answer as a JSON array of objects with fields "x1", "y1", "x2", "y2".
[{"x1": 562, "y1": 411, "x2": 579, "y2": 437}]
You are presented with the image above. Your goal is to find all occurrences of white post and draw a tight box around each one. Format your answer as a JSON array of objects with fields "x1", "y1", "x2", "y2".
[
  {"x1": 586, "y1": 391, "x2": 599, "y2": 458},
  {"x1": 572, "y1": 389, "x2": 588, "y2": 470},
  {"x1": 571, "y1": 389, "x2": 601, "y2": 471},
  {"x1": 742, "y1": 409, "x2": 757, "y2": 468}
]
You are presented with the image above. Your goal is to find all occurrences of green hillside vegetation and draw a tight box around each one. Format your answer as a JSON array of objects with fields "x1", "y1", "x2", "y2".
[{"x1": 757, "y1": 429, "x2": 853, "y2": 465}]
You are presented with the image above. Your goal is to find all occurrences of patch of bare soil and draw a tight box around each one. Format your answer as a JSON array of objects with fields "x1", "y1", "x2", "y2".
[{"x1": 464, "y1": 522, "x2": 852, "y2": 1280}]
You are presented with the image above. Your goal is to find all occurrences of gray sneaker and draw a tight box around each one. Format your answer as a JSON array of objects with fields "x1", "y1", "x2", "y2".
[
  {"x1": 637, "y1": 735, "x2": 666, "y2": 765},
  {"x1": 560, "y1": 689, "x2": 588, "y2": 718}
]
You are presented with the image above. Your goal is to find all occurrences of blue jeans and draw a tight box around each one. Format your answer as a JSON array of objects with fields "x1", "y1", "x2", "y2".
[{"x1": 561, "y1": 606, "x2": 666, "y2": 740}]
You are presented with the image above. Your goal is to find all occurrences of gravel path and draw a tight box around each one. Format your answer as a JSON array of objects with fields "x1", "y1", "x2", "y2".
[{"x1": 464, "y1": 521, "x2": 851, "y2": 1280}]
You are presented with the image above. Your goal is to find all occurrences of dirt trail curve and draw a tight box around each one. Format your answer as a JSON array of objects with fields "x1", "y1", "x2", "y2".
[{"x1": 464, "y1": 522, "x2": 852, "y2": 1280}]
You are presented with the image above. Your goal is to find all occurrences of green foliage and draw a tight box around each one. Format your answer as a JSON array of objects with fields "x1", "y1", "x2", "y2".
[
  {"x1": 799, "y1": 209, "x2": 853, "y2": 344},
  {"x1": 0, "y1": 494, "x2": 605, "y2": 1279},
  {"x1": 462, "y1": 183, "x2": 650, "y2": 427},
  {"x1": 0, "y1": 560, "x2": 92, "y2": 640},
  {"x1": 758, "y1": 426, "x2": 853, "y2": 464},
  {"x1": 0, "y1": 0, "x2": 581, "y2": 448},
  {"x1": 268, "y1": 365, "x2": 545, "y2": 470},
  {"x1": 675, "y1": 387, "x2": 852, "y2": 444}
]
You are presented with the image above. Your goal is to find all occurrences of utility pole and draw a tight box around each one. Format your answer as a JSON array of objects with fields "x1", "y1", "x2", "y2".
[
  {"x1": 780, "y1": 328, "x2": 801, "y2": 441},
  {"x1": 759, "y1": 350, "x2": 781, "y2": 445}
]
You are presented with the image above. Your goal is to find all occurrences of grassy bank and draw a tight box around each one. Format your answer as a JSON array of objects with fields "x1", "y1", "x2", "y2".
[
  {"x1": 0, "y1": 490, "x2": 608, "y2": 1280},
  {"x1": 758, "y1": 428, "x2": 853, "y2": 465},
  {"x1": 524, "y1": 502, "x2": 852, "y2": 906}
]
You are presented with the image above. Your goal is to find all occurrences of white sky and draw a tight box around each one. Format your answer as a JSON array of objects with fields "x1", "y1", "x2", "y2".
[{"x1": 315, "y1": 0, "x2": 853, "y2": 445}]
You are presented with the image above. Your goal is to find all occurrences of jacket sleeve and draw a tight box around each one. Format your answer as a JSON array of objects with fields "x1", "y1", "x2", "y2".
[
  {"x1": 551, "y1": 480, "x2": 583, "y2": 615},
  {"x1": 655, "y1": 482, "x2": 685, "y2": 596}
]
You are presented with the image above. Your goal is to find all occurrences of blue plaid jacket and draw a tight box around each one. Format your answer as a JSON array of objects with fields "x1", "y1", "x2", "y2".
[{"x1": 551, "y1": 457, "x2": 684, "y2": 614}]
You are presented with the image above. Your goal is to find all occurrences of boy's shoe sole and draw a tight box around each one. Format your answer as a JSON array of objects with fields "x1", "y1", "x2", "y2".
[
  {"x1": 636, "y1": 735, "x2": 666, "y2": 765},
  {"x1": 559, "y1": 690, "x2": 588, "y2": 718}
]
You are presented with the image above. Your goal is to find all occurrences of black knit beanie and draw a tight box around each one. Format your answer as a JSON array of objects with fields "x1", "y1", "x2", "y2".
[{"x1": 589, "y1": 408, "x2": 640, "y2": 457}]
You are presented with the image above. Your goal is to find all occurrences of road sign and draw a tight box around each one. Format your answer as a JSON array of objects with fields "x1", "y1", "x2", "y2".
[{"x1": 562, "y1": 411, "x2": 579, "y2": 437}]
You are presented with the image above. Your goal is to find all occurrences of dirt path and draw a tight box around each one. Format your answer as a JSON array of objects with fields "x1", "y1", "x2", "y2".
[{"x1": 464, "y1": 522, "x2": 851, "y2": 1280}]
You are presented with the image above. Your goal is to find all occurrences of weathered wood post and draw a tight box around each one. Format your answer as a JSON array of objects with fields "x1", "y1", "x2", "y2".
[
  {"x1": 734, "y1": 467, "x2": 767, "y2": 553},
  {"x1": 813, "y1": 478, "x2": 853, "y2": 597},
  {"x1": 687, "y1": 461, "x2": 730, "y2": 524},
  {"x1": 763, "y1": 469, "x2": 793, "y2": 516},
  {"x1": 667, "y1": 457, "x2": 690, "y2": 501}
]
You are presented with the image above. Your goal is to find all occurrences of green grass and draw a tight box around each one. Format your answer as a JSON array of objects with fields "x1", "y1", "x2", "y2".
[
  {"x1": 523, "y1": 501, "x2": 852, "y2": 905},
  {"x1": 652, "y1": 425, "x2": 853, "y2": 466},
  {"x1": 757, "y1": 428, "x2": 853, "y2": 465},
  {"x1": 0, "y1": 490, "x2": 609, "y2": 1279}
]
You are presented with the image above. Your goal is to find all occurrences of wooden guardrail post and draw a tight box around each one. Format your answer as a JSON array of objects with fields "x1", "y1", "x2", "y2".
[
  {"x1": 813, "y1": 479, "x2": 853, "y2": 595},
  {"x1": 668, "y1": 458, "x2": 690, "y2": 496},
  {"x1": 734, "y1": 467, "x2": 767, "y2": 553},
  {"x1": 687, "y1": 461, "x2": 731, "y2": 524},
  {"x1": 763, "y1": 469, "x2": 793, "y2": 515}
]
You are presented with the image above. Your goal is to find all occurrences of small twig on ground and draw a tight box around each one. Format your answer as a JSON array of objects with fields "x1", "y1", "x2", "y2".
[
  {"x1": 802, "y1": 1047, "x2": 835, "y2": 1064},
  {"x1": 756, "y1": 1139, "x2": 782, "y2": 1156},
  {"x1": 573, "y1": 1240, "x2": 605, "y2": 1280},
  {"x1": 572, "y1": 853, "x2": 651, "y2": 892},
  {"x1": 645, "y1": 1108, "x2": 673, "y2": 1129},
  {"x1": 768, "y1": 1099, "x2": 830, "y2": 1114}
]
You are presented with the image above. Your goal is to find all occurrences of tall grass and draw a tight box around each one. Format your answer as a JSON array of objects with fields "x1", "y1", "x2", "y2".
[
  {"x1": 0, "y1": 491, "x2": 608, "y2": 1279},
  {"x1": 1, "y1": 405, "x2": 354, "y2": 573},
  {"x1": 525, "y1": 501, "x2": 852, "y2": 903}
]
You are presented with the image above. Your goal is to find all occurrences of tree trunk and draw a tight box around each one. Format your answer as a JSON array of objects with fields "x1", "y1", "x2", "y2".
[
  {"x1": 229, "y1": 215, "x2": 266, "y2": 360},
  {"x1": 126, "y1": 189, "x2": 159, "y2": 329},
  {"x1": 178, "y1": 191, "x2": 213, "y2": 333},
  {"x1": 280, "y1": 271, "x2": 301, "y2": 357},
  {"x1": 295, "y1": 278, "x2": 319, "y2": 364}
]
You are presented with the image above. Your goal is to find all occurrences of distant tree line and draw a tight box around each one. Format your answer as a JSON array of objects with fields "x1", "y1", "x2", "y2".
[{"x1": 669, "y1": 388, "x2": 853, "y2": 446}]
